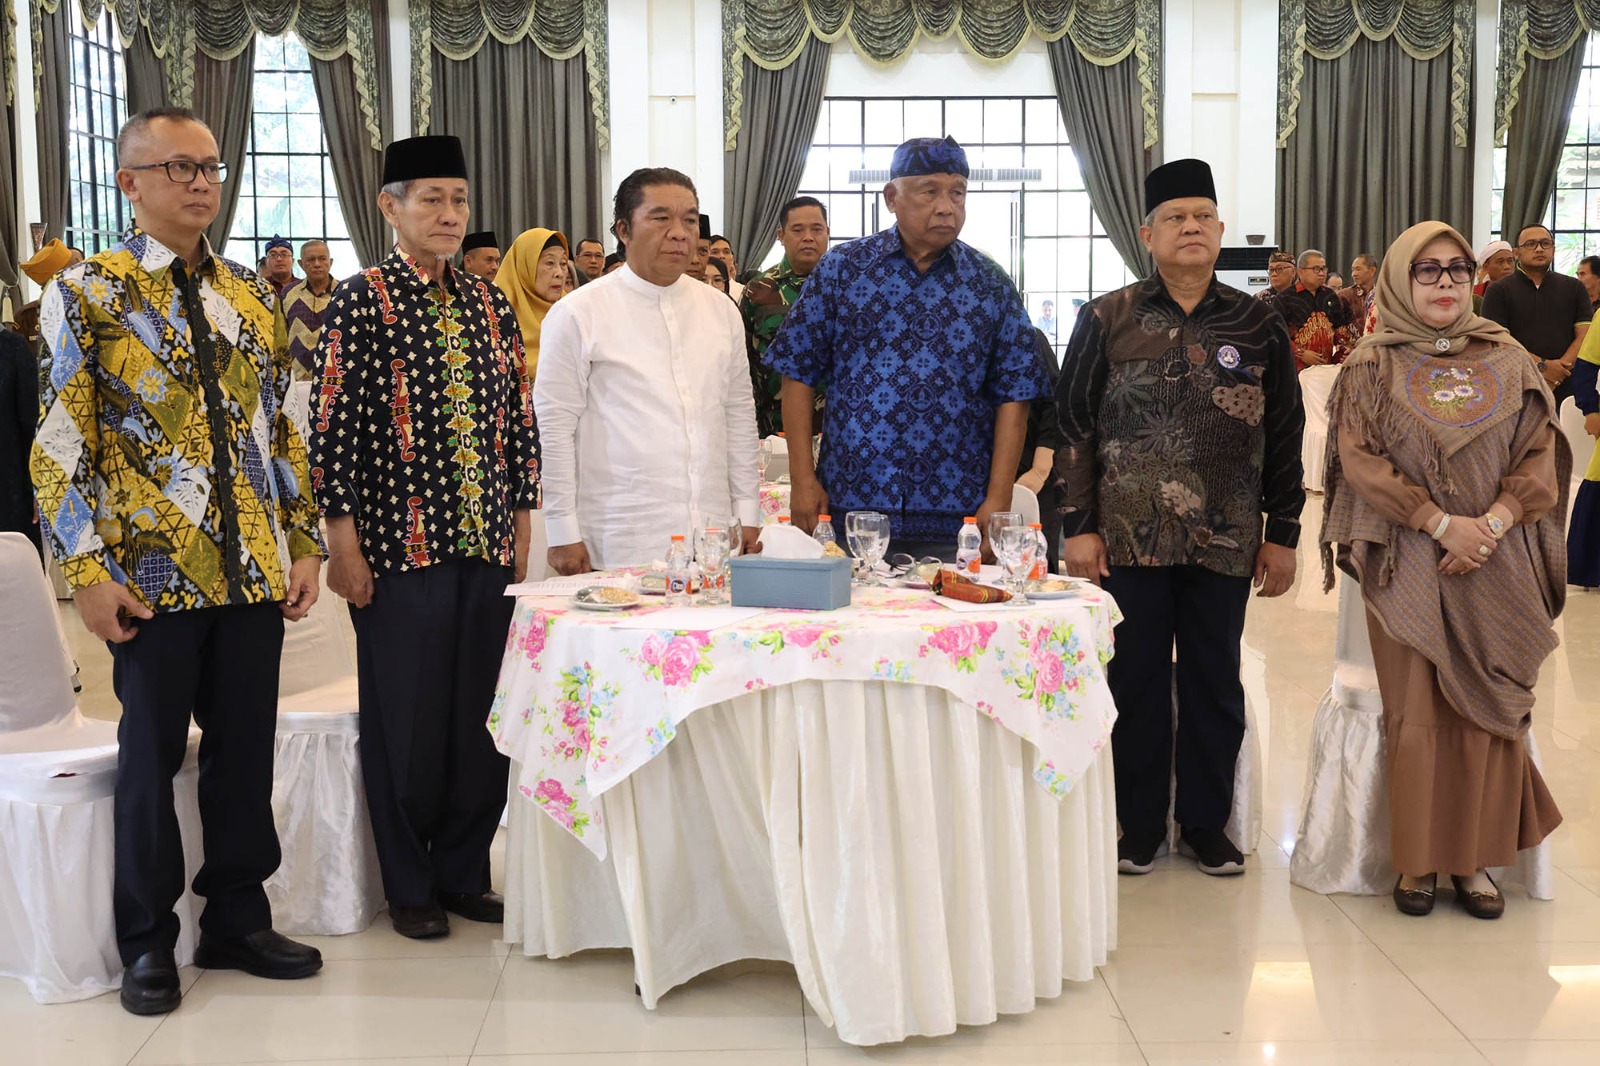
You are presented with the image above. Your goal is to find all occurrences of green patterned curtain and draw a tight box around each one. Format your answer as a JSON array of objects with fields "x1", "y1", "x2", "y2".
[
  {"x1": 25, "y1": 0, "x2": 385, "y2": 151},
  {"x1": 722, "y1": 0, "x2": 1161, "y2": 152},
  {"x1": 407, "y1": 0, "x2": 609, "y2": 149},
  {"x1": 1277, "y1": 0, "x2": 1473, "y2": 149},
  {"x1": 1495, "y1": 0, "x2": 1600, "y2": 144}
]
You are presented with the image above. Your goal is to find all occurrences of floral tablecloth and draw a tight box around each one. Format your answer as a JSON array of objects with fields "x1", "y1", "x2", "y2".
[
  {"x1": 759, "y1": 481, "x2": 791, "y2": 524},
  {"x1": 490, "y1": 583, "x2": 1122, "y2": 859}
]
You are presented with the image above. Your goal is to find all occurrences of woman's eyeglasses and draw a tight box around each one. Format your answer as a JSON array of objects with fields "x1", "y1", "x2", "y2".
[
  {"x1": 1409, "y1": 259, "x2": 1475, "y2": 285},
  {"x1": 124, "y1": 160, "x2": 228, "y2": 185}
]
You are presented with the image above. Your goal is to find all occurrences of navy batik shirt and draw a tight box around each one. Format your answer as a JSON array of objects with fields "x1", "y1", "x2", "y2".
[{"x1": 763, "y1": 226, "x2": 1047, "y2": 540}]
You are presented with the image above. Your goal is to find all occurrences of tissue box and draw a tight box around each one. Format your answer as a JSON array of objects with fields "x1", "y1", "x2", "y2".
[{"x1": 730, "y1": 555, "x2": 853, "y2": 610}]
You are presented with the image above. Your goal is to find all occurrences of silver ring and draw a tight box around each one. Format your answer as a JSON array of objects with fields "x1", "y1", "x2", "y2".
[{"x1": 1478, "y1": 545, "x2": 1490, "y2": 557}]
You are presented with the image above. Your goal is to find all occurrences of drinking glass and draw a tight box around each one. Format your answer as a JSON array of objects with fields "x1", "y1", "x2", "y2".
[
  {"x1": 699, "y1": 513, "x2": 738, "y2": 602},
  {"x1": 696, "y1": 526, "x2": 731, "y2": 604},
  {"x1": 987, "y1": 511, "x2": 1023, "y2": 567},
  {"x1": 758, "y1": 438, "x2": 773, "y2": 482},
  {"x1": 845, "y1": 511, "x2": 890, "y2": 586},
  {"x1": 996, "y1": 525, "x2": 1036, "y2": 605}
]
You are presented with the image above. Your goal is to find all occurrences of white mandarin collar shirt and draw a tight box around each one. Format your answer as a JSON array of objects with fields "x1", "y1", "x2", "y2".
[{"x1": 533, "y1": 264, "x2": 761, "y2": 569}]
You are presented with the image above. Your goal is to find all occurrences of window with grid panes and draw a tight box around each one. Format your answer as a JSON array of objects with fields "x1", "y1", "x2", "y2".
[
  {"x1": 64, "y1": 8, "x2": 132, "y2": 255},
  {"x1": 224, "y1": 34, "x2": 355, "y2": 277},
  {"x1": 1493, "y1": 33, "x2": 1600, "y2": 272},
  {"x1": 788, "y1": 96, "x2": 1134, "y2": 347}
]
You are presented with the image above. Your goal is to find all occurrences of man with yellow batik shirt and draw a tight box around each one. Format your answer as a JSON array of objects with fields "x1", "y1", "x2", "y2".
[{"x1": 30, "y1": 108, "x2": 325, "y2": 1016}]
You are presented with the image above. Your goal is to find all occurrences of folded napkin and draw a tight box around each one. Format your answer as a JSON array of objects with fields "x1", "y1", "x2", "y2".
[
  {"x1": 758, "y1": 523, "x2": 825, "y2": 559},
  {"x1": 932, "y1": 567, "x2": 1011, "y2": 604}
]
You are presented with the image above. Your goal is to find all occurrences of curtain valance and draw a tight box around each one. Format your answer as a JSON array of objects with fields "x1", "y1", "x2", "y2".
[
  {"x1": 722, "y1": 0, "x2": 1161, "y2": 151},
  {"x1": 408, "y1": 0, "x2": 609, "y2": 149},
  {"x1": 1277, "y1": 0, "x2": 1472, "y2": 148},
  {"x1": 29, "y1": 0, "x2": 384, "y2": 149}
]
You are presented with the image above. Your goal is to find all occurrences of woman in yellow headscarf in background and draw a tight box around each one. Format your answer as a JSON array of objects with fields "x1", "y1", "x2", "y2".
[{"x1": 495, "y1": 228, "x2": 570, "y2": 381}]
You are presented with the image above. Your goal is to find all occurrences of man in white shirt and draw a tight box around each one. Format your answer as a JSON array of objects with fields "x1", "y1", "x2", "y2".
[{"x1": 535, "y1": 167, "x2": 762, "y2": 572}]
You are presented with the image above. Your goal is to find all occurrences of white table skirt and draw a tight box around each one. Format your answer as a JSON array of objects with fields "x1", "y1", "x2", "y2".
[{"x1": 504, "y1": 679, "x2": 1117, "y2": 1046}]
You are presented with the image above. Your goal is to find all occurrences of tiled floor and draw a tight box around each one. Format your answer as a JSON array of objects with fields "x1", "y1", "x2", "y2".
[{"x1": 11, "y1": 502, "x2": 1600, "y2": 1065}]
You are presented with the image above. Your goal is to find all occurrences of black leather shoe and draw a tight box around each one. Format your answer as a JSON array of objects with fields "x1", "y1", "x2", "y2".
[
  {"x1": 1451, "y1": 873, "x2": 1505, "y2": 920},
  {"x1": 391, "y1": 902, "x2": 450, "y2": 939},
  {"x1": 439, "y1": 890, "x2": 504, "y2": 924},
  {"x1": 1394, "y1": 873, "x2": 1437, "y2": 916},
  {"x1": 121, "y1": 949, "x2": 181, "y2": 1015},
  {"x1": 195, "y1": 929, "x2": 322, "y2": 979}
]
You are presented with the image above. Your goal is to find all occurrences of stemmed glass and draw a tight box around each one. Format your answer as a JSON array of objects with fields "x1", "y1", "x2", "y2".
[
  {"x1": 758, "y1": 438, "x2": 773, "y2": 482},
  {"x1": 698, "y1": 514, "x2": 737, "y2": 603},
  {"x1": 995, "y1": 525, "x2": 1037, "y2": 605},
  {"x1": 844, "y1": 511, "x2": 890, "y2": 586},
  {"x1": 987, "y1": 511, "x2": 1023, "y2": 571}
]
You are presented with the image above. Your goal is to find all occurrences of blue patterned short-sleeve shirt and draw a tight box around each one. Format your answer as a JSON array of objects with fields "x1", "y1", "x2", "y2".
[{"x1": 763, "y1": 226, "x2": 1047, "y2": 539}]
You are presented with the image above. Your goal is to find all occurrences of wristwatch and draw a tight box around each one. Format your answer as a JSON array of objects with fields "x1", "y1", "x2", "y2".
[{"x1": 1485, "y1": 512, "x2": 1506, "y2": 539}]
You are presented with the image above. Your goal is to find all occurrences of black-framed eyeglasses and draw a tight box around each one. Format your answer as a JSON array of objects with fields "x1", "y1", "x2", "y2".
[
  {"x1": 1518, "y1": 238, "x2": 1554, "y2": 250},
  {"x1": 125, "y1": 160, "x2": 228, "y2": 185},
  {"x1": 1409, "y1": 259, "x2": 1475, "y2": 285}
]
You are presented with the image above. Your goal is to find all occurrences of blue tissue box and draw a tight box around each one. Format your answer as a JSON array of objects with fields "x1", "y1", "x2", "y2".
[{"x1": 729, "y1": 555, "x2": 853, "y2": 610}]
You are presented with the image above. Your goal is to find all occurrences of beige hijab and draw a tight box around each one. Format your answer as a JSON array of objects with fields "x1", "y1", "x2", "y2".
[{"x1": 1349, "y1": 220, "x2": 1516, "y2": 363}]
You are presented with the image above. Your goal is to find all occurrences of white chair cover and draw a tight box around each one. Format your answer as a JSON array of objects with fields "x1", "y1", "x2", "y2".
[
  {"x1": 0, "y1": 532, "x2": 205, "y2": 1002},
  {"x1": 1298, "y1": 365, "x2": 1340, "y2": 493},
  {"x1": 761, "y1": 434, "x2": 790, "y2": 482},
  {"x1": 1011, "y1": 482, "x2": 1040, "y2": 526},
  {"x1": 1560, "y1": 397, "x2": 1591, "y2": 533},
  {"x1": 504, "y1": 680, "x2": 1117, "y2": 1047},
  {"x1": 1165, "y1": 642, "x2": 1266, "y2": 854},
  {"x1": 267, "y1": 585, "x2": 384, "y2": 936},
  {"x1": 1290, "y1": 574, "x2": 1554, "y2": 898}
]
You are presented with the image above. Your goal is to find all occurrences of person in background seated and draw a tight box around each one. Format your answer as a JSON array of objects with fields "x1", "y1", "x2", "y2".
[
  {"x1": 535, "y1": 167, "x2": 760, "y2": 572},
  {"x1": 1056, "y1": 158, "x2": 1303, "y2": 878},
  {"x1": 1322, "y1": 219, "x2": 1565, "y2": 920},
  {"x1": 32, "y1": 106, "x2": 325, "y2": 1015},
  {"x1": 309, "y1": 135, "x2": 539, "y2": 943}
]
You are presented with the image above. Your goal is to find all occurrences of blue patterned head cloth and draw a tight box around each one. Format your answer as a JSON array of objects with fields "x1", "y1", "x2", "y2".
[
  {"x1": 890, "y1": 136, "x2": 970, "y2": 180},
  {"x1": 264, "y1": 234, "x2": 293, "y2": 253}
]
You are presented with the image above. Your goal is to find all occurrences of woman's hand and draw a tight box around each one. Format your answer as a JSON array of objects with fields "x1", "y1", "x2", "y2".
[{"x1": 1437, "y1": 514, "x2": 1497, "y2": 575}]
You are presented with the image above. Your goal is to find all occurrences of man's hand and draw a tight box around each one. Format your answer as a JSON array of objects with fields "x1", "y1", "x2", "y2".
[
  {"x1": 741, "y1": 525, "x2": 763, "y2": 555},
  {"x1": 789, "y1": 475, "x2": 828, "y2": 535},
  {"x1": 1252, "y1": 542, "x2": 1296, "y2": 597},
  {"x1": 1586, "y1": 411, "x2": 1600, "y2": 439},
  {"x1": 326, "y1": 549, "x2": 374, "y2": 608},
  {"x1": 75, "y1": 580, "x2": 154, "y2": 643},
  {"x1": 1062, "y1": 533, "x2": 1109, "y2": 585},
  {"x1": 1542, "y1": 359, "x2": 1572, "y2": 386},
  {"x1": 549, "y1": 542, "x2": 593, "y2": 576},
  {"x1": 974, "y1": 492, "x2": 1015, "y2": 563},
  {"x1": 1299, "y1": 346, "x2": 1327, "y2": 367},
  {"x1": 280, "y1": 557, "x2": 322, "y2": 621}
]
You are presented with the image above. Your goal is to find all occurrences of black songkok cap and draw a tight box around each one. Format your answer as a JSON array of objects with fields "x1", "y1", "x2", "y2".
[
  {"x1": 382, "y1": 135, "x2": 468, "y2": 185},
  {"x1": 1143, "y1": 158, "x2": 1218, "y2": 216},
  {"x1": 461, "y1": 231, "x2": 498, "y2": 253},
  {"x1": 698, "y1": 214, "x2": 712, "y2": 242}
]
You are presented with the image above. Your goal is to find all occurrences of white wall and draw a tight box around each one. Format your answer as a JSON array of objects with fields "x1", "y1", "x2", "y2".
[{"x1": 11, "y1": 0, "x2": 43, "y2": 312}]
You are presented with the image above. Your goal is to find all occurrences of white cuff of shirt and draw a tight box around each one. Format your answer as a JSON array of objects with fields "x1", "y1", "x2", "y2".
[
  {"x1": 735, "y1": 500, "x2": 761, "y2": 529},
  {"x1": 545, "y1": 513, "x2": 583, "y2": 547}
]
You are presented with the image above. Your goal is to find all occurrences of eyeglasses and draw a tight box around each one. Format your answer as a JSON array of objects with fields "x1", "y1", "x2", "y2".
[
  {"x1": 1409, "y1": 259, "x2": 1476, "y2": 285},
  {"x1": 1518, "y1": 238, "x2": 1555, "y2": 250},
  {"x1": 124, "y1": 160, "x2": 228, "y2": 185}
]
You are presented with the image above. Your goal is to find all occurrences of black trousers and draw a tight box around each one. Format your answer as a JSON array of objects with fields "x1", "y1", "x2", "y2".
[
  {"x1": 349, "y1": 559, "x2": 513, "y2": 907},
  {"x1": 110, "y1": 603, "x2": 284, "y2": 965},
  {"x1": 1103, "y1": 565, "x2": 1250, "y2": 847}
]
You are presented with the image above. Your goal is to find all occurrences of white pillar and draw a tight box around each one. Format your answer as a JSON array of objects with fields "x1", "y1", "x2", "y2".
[
  {"x1": 1470, "y1": 0, "x2": 1500, "y2": 249},
  {"x1": 388, "y1": 0, "x2": 411, "y2": 140}
]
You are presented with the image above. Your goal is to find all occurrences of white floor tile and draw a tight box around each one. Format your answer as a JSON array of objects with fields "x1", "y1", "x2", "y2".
[
  {"x1": 1381, "y1": 942, "x2": 1600, "y2": 1041},
  {"x1": 806, "y1": 1045, "x2": 1147, "y2": 1064},
  {"x1": 129, "y1": 956, "x2": 506, "y2": 1064},
  {"x1": 1139, "y1": 1040, "x2": 1487, "y2": 1064},
  {"x1": 473, "y1": 953, "x2": 805, "y2": 1056},
  {"x1": 1474, "y1": 1040, "x2": 1600, "y2": 1065},
  {"x1": 1115, "y1": 869, "x2": 1366, "y2": 948}
]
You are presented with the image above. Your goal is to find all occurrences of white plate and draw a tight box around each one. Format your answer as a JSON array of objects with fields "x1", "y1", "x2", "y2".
[
  {"x1": 570, "y1": 598, "x2": 641, "y2": 612},
  {"x1": 570, "y1": 587, "x2": 643, "y2": 611}
]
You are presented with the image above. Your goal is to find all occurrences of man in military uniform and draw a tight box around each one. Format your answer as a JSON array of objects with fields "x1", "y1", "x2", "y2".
[{"x1": 739, "y1": 196, "x2": 830, "y2": 437}]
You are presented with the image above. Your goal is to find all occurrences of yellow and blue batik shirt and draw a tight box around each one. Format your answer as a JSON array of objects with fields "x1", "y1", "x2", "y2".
[{"x1": 30, "y1": 227, "x2": 324, "y2": 612}]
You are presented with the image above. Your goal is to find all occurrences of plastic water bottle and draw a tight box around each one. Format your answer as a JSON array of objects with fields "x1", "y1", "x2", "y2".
[
  {"x1": 813, "y1": 514, "x2": 837, "y2": 549},
  {"x1": 956, "y1": 516, "x2": 982, "y2": 574},
  {"x1": 666, "y1": 535, "x2": 692, "y2": 605},
  {"x1": 1029, "y1": 522, "x2": 1048, "y2": 581}
]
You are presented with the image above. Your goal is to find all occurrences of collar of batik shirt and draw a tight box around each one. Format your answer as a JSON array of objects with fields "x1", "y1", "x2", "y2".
[
  {"x1": 386, "y1": 244, "x2": 463, "y2": 294},
  {"x1": 118, "y1": 226, "x2": 222, "y2": 282}
]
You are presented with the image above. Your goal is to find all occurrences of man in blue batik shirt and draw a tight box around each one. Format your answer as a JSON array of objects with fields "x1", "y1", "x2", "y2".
[{"x1": 765, "y1": 135, "x2": 1047, "y2": 560}]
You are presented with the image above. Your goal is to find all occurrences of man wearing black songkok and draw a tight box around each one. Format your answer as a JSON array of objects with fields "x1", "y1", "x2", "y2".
[{"x1": 1054, "y1": 158, "x2": 1305, "y2": 877}]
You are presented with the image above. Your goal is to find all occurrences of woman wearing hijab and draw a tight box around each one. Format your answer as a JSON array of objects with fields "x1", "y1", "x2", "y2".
[
  {"x1": 496, "y1": 228, "x2": 570, "y2": 381},
  {"x1": 1321, "y1": 221, "x2": 1567, "y2": 920}
]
